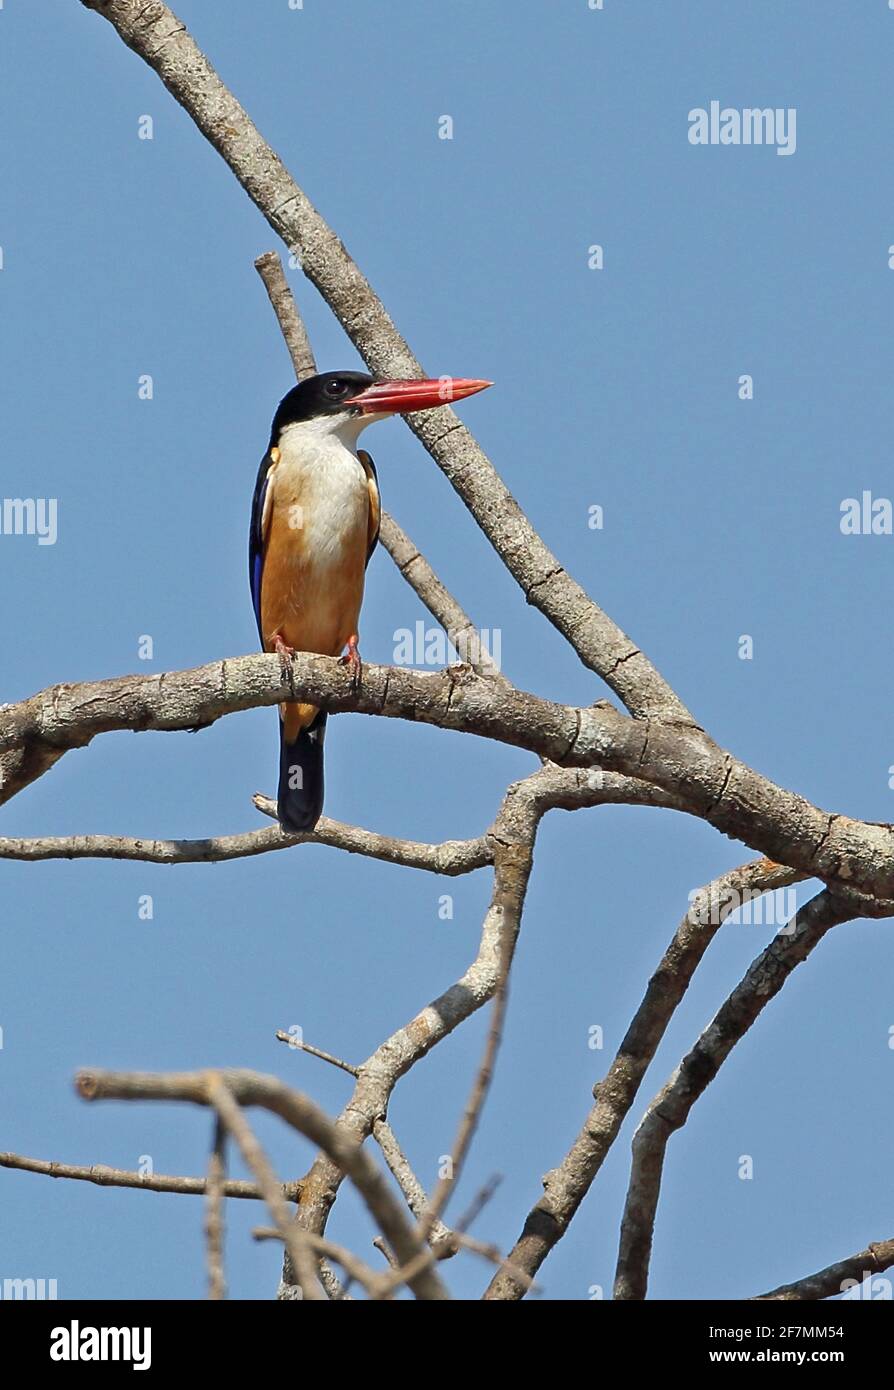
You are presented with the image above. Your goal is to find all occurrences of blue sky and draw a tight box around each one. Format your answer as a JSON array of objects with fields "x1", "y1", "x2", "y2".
[{"x1": 2, "y1": 0, "x2": 893, "y2": 1300}]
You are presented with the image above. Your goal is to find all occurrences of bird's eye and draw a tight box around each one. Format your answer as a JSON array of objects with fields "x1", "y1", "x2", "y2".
[{"x1": 326, "y1": 380, "x2": 347, "y2": 397}]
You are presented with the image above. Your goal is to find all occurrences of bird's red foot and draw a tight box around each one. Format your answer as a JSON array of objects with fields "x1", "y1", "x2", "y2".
[
  {"x1": 271, "y1": 632, "x2": 295, "y2": 659},
  {"x1": 340, "y1": 634, "x2": 362, "y2": 687},
  {"x1": 270, "y1": 632, "x2": 295, "y2": 678}
]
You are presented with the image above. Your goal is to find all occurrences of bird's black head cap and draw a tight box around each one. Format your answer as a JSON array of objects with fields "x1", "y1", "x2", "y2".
[{"x1": 270, "y1": 371, "x2": 373, "y2": 441}]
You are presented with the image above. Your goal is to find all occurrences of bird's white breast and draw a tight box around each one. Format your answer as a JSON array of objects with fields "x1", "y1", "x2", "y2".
[{"x1": 275, "y1": 418, "x2": 368, "y2": 566}]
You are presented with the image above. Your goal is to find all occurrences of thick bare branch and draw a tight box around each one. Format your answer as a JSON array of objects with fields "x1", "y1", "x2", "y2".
[
  {"x1": 5, "y1": 654, "x2": 894, "y2": 903},
  {"x1": 613, "y1": 889, "x2": 856, "y2": 1301}
]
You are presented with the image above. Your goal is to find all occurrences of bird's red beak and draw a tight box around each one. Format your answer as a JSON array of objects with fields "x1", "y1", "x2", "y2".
[{"x1": 346, "y1": 377, "x2": 492, "y2": 415}]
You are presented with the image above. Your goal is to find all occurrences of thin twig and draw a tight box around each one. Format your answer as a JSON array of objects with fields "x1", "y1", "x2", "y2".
[
  {"x1": 205, "y1": 1074, "x2": 325, "y2": 1301},
  {"x1": 205, "y1": 1118, "x2": 227, "y2": 1300},
  {"x1": 0, "y1": 1150, "x2": 301, "y2": 1200},
  {"x1": 455, "y1": 1174, "x2": 503, "y2": 1234},
  {"x1": 420, "y1": 928, "x2": 513, "y2": 1238},
  {"x1": 253, "y1": 1227, "x2": 383, "y2": 1297},
  {"x1": 0, "y1": 812, "x2": 492, "y2": 876},
  {"x1": 252, "y1": 796, "x2": 493, "y2": 873},
  {"x1": 372, "y1": 1236, "x2": 398, "y2": 1269},
  {"x1": 371, "y1": 1119, "x2": 455, "y2": 1251},
  {"x1": 274, "y1": 1032, "x2": 358, "y2": 1077},
  {"x1": 458, "y1": 1234, "x2": 538, "y2": 1294},
  {"x1": 752, "y1": 1238, "x2": 894, "y2": 1301},
  {"x1": 254, "y1": 250, "x2": 317, "y2": 380},
  {"x1": 377, "y1": 513, "x2": 504, "y2": 678}
]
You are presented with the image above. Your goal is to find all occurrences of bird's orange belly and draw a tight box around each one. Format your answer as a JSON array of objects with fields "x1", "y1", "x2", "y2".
[
  {"x1": 261, "y1": 528, "x2": 366, "y2": 656},
  {"x1": 260, "y1": 463, "x2": 368, "y2": 738}
]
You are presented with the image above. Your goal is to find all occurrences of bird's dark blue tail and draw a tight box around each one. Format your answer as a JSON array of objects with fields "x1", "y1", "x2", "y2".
[{"x1": 277, "y1": 711, "x2": 327, "y2": 833}]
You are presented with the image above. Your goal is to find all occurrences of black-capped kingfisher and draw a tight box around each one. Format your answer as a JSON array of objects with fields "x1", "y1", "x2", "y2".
[{"x1": 249, "y1": 372, "x2": 492, "y2": 833}]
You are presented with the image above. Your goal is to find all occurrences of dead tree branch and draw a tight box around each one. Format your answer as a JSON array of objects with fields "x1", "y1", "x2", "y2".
[
  {"x1": 75, "y1": 1066, "x2": 450, "y2": 1300},
  {"x1": 5, "y1": 653, "x2": 894, "y2": 905},
  {"x1": 613, "y1": 890, "x2": 856, "y2": 1300},
  {"x1": 254, "y1": 250, "x2": 317, "y2": 380},
  {"x1": 205, "y1": 1119, "x2": 227, "y2": 1301},
  {"x1": 205, "y1": 1074, "x2": 324, "y2": 1301},
  {"x1": 0, "y1": 1150, "x2": 300, "y2": 1200},
  {"x1": 0, "y1": 810, "x2": 491, "y2": 876},
  {"x1": 485, "y1": 858, "x2": 805, "y2": 1298},
  {"x1": 752, "y1": 1239, "x2": 894, "y2": 1301}
]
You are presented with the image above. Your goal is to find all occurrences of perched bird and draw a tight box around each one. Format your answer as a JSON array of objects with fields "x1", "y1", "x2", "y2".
[{"x1": 249, "y1": 371, "x2": 492, "y2": 833}]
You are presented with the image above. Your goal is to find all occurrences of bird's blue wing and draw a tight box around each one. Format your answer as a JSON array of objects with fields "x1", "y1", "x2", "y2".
[
  {"x1": 358, "y1": 448, "x2": 381, "y2": 567},
  {"x1": 249, "y1": 451, "x2": 275, "y2": 644}
]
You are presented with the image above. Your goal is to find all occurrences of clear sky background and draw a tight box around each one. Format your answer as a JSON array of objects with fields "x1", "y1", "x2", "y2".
[{"x1": 2, "y1": 0, "x2": 894, "y2": 1302}]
